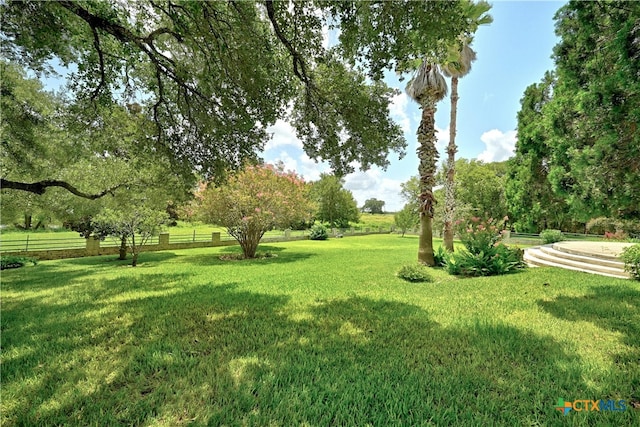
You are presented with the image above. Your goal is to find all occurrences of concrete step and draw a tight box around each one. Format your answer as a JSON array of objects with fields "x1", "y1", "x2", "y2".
[
  {"x1": 541, "y1": 244, "x2": 625, "y2": 269},
  {"x1": 523, "y1": 246, "x2": 630, "y2": 279}
]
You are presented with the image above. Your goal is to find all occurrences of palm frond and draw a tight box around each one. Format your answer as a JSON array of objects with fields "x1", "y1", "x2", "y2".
[
  {"x1": 405, "y1": 61, "x2": 448, "y2": 104},
  {"x1": 441, "y1": 43, "x2": 477, "y2": 78}
]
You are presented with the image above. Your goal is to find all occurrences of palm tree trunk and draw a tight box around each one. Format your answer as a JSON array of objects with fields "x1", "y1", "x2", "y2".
[
  {"x1": 416, "y1": 101, "x2": 439, "y2": 266},
  {"x1": 444, "y1": 76, "x2": 459, "y2": 252}
]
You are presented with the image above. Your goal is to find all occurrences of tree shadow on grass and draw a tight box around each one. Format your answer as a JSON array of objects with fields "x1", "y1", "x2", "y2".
[
  {"x1": 178, "y1": 245, "x2": 315, "y2": 267},
  {"x1": 7, "y1": 278, "x2": 637, "y2": 426},
  {"x1": 60, "y1": 251, "x2": 179, "y2": 267},
  {"x1": 539, "y1": 285, "x2": 640, "y2": 404}
]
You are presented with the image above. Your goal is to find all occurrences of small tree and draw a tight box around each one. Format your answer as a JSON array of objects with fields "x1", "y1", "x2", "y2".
[
  {"x1": 362, "y1": 198, "x2": 385, "y2": 214},
  {"x1": 310, "y1": 174, "x2": 359, "y2": 228},
  {"x1": 199, "y1": 164, "x2": 315, "y2": 259},
  {"x1": 394, "y1": 204, "x2": 419, "y2": 237},
  {"x1": 92, "y1": 207, "x2": 169, "y2": 266}
]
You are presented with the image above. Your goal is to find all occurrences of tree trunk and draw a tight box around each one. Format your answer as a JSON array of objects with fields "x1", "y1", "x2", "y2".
[
  {"x1": 443, "y1": 76, "x2": 459, "y2": 252},
  {"x1": 240, "y1": 229, "x2": 261, "y2": 258},
  {"x1": 416, "y1": 102, "x2": 439, "y2": 266},
  {"x1": 118, "y1": 235, "x2": 127, "y2": 260},
  {"x1": 24, "y1": 214, "x2": 32, "y2": 230},
  {"x1": 130, "y1": 234, "x2": 137, "y2": 266}
]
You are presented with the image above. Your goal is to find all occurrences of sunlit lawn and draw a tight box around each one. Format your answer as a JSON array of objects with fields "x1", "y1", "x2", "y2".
[{"x1": 2, "y1": 235, "x2": 638, "y2": 426}]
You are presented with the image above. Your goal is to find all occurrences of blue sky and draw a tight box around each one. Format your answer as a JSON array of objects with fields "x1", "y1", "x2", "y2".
[{"x1": 263, "y1": 0, "x2": 566, "y2": 211}]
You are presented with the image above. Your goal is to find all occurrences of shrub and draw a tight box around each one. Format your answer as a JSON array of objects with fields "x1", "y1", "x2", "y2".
[
  {"x1": 397, "y1": 263, "x2": 433, "y2": 283},
  {"x1": 446, "y1": 244, "x2": 525, "y2": 277},
  {"x1": 540, "y1": 229, "x2": 565, "y2": 244},
  {"x1": 433, "y1": 245, "x2": 449, "y2": 267},
  {"x1": 1, "y1": 255, "x2": 38, "y2": 270},
  {"x1": 621, "y1": 244, "x2": 640, "y2": 280},
  {"x1": 604, "y1": 230, "x2": 628, "y2": 241},
  {"x1": 309, "y1": 224, "x2": 329, "y2": 240},
  {"x1": 447, "y1": 216, "x2": 526, "y2": 277}
]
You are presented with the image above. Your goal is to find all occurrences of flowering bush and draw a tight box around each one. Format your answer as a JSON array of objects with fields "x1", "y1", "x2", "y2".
[
  {"x1": 455, "y1": 216, "x2": 504, "y2": 255},
  {"x1": 198, "y1": 163, "x2": 315, "y2": 258},
  {"x1": 604, "y1": 230, "x2": 629, "y2": 241},
  {"x1": 446, "y1": 216, "x2": 526, "y2": 277}
]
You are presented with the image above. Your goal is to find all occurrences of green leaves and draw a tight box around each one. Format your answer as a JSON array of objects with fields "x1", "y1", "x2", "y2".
[
  {"x1": 508, "y1": 1, "x2": 640, "y2": 223},
  {"x1": 310, "y1": 174, "x2": 359, "y2": 228},
  {"x1": 198, "y1": 164, "x2": 315, "y2": 258}
]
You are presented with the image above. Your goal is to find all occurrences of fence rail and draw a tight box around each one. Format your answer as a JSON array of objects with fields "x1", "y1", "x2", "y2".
[
  {"x1": 0, "y1": 227, "x2": 392, "y2": 260},
  {"x1": 0, "y1": 236, "x2": 86, "y2": 252}
]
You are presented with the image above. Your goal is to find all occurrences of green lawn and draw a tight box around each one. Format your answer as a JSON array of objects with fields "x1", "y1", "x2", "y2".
[{"x1": 2, "y1": 235, "x2": 638, "y2": 426}]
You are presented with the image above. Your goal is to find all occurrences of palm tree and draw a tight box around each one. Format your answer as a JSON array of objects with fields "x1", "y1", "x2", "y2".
[
  {"x1": 440, "y1": 43, "x2": 477, "y2": 252},
  {"x1": 405, "y1": 61, "x2": 448, "y2": 265},
  {"x1": 440, "y1": 1, "x2": 492, "y2": 252}
]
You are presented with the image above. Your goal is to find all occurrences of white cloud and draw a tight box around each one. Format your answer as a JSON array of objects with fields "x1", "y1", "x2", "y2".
[
  {"x1": 389, "y1": 92, "x2": 411, "y2": 135},
  {"x1": 343, "y1": 167, "x2": 405, "y2": 212},
  {"x1": 477, "y1": 129, "x2": 517, "y2": 162},
  {"x1": 435, "y1": 125, "x2": 450, "y2": 155},
  {"x1": 264, "y1": 120, "x2": 303, "y2": 151},
  {"x1": 299, "y1": 153, "x2": 330, "y2": 181}
]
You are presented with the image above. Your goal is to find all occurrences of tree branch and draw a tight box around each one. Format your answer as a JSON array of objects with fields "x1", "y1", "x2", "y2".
[
  {"x1": 90, "y1": 24, "x2": 106, "y2": 100},
  {"x1": 1, "y1": 178, "x2": 123, "y2": 199}
]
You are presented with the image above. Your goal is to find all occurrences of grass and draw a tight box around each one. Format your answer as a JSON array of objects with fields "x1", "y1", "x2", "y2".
[
  {"x1": 2, "y1": 235, "x2": 639, "y2": 426},
  {"x1": 355, "y1": 213, "x2": 395, "y2": 229}
]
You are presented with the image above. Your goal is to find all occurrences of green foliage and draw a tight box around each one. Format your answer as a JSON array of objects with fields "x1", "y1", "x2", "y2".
[
  {"x1": 362, "y1": 198, "x2": 385, "y2": 214},
  {"x1": 505, "y1": 73, "x2": 573, "y2": 233},
  {"x1": 540, "y1": 229, "x2": 565, "y2": 244},
  {"x1": 1, "y1": 235, "x2": 638, "y2": 426},
  {"x1": 508, "y1": 2, "x2": 640, "y2": 225},
  {"x1": 309, "y1": 224, "x2": 329, "y2": 241},
  {"x1": 446, "y1": 244, "x2": 525, "y2": 277},
  {"x1": 587, "y1": 217, "x2": 640, "y2": 239},
  {"x1": 92, "y1": 206, "x2": 169, "y2": 266},
  {"x1": 198, "y1": 164, "x2": 314, "y2": 258},
  {"x1": 397, "y1": 263, "x2": 433, "y2": 283},
  {"x1": 620, "y1": 244, "x2": 640, "y2": 280},
  {"x1": 394, "y1": 204, "x2": 419, "y2": 237},
  {"x1": 447, "y1": 216, "x2": 526, "y2": 277},
  {"x1": 1, "y1": 2, "x2": 472, "y2": 180},
  {"x1": 0, "y1": 255, "x2": 38, "y2": 270},
  {"x1": 310, "y1": 174, "x2": 359, "y2": 228},
  {"x1": 456, "y1": 216, "x2": 505, "y2": 255},
  {"x1": 433, "y1": 245, "x2": 449, "y2": 268}
]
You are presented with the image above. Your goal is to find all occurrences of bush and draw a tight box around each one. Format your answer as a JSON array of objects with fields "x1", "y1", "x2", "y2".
[
  {"x1": 447, "y1": 216, "x2": 526, "y2": 277},
  {"x1": 621, "y1": 244, "x2": 640, "y2": 280},
  {"x1": 540, "y1": 229, "x2": 565, "y2": 244},
  {"x1": 446, "y1": 244, "x2": 525, "y2": 277},
  {"x1": 309, "y1": 224, "x2": 329, "y2": 240},
  {"x1": 604, "y1": 230, "x2": 629, "y2": 241},
  {"x1": 1, "y1": 255, "x2": 38, "y2": 270},
  {"x1": 433, "y1": 245, "x2": 449, "y2": 267},
  {"x1": 397, "y1": 263, "x2": 433, "y2": 283}
]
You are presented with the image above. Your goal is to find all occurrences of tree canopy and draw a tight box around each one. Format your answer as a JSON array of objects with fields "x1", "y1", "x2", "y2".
[
  {"x1": 1, "y1": 0, "x2": 472, "y2": 197},
  {"x1": 507, "y1": 1, "x2": 640, "y2": 225},
  {"x1": 310, "y1": 174, "x2": 359, "y2": 228},
  {"x1": 198, "y1": 163, "x2": 314, "y2": 258}
]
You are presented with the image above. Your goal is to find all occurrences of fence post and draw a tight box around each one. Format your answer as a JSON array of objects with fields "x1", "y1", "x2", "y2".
[
  {"x1": 159, "y1": 232, "x2": 169, "y2": 249},
  {"x1": 25, "y1": 235, "x2": 29, "y2": 252},
  {"x1": 212, "y1": 232, "x2": 221, "y2": 246},
  {"x1": 284, "y1": 229, "x2": 291, "y2": 238},
  {"x1": 86, "y1": 235, "x2": 100, "y2": 256}
]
